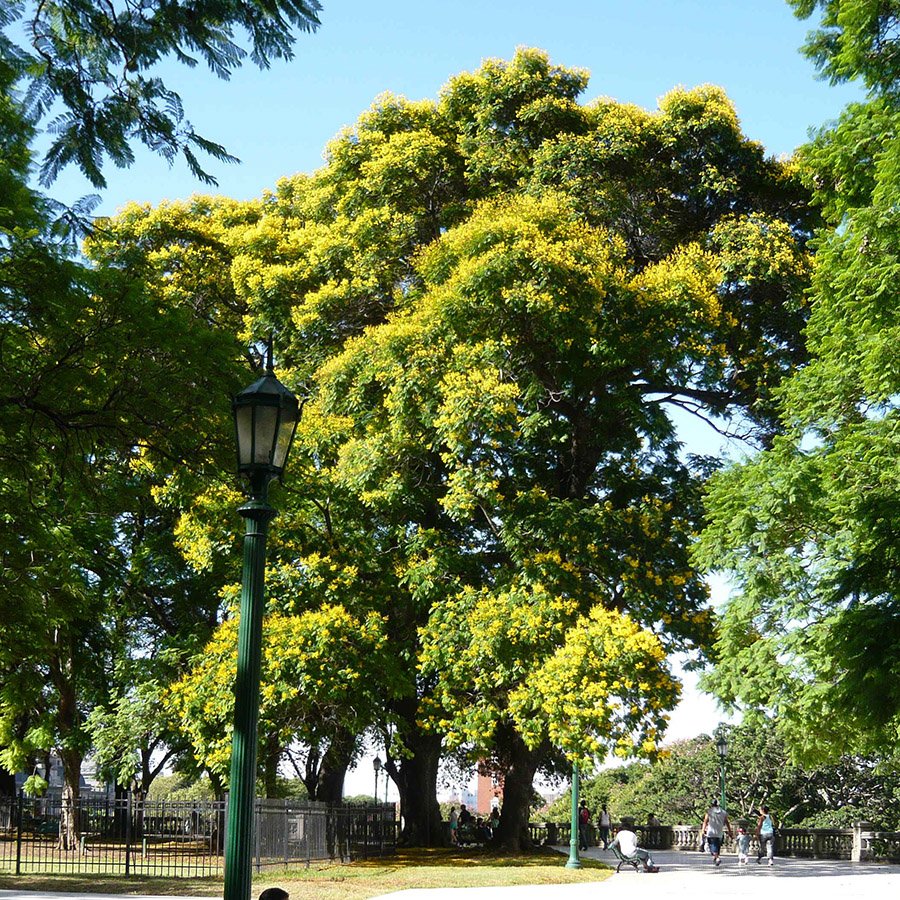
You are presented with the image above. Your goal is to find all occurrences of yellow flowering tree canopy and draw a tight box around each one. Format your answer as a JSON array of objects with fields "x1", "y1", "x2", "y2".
[
  {"x1": 167, "y1": 606, "x2": 394, "y2": 794},
  {"x1": 76, "y1": 49, "x2": 815, "y2": 847}
]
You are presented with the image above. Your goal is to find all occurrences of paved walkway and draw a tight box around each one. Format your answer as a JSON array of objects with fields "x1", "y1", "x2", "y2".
[
  {"x1": 2, "y1": 850, "x2": 899, "y2": 900},
  {"x1": 375, "y1": 848, "x2": 900, "y2": 900}
]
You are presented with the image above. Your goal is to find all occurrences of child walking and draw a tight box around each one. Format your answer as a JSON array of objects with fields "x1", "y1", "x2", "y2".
[{"x1": 735, "y1": 825, "x2": 750, "y2": 866}]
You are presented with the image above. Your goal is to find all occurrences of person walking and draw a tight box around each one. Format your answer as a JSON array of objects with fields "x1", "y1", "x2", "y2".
[
  {"x1": 578, "y1": 799, "x2": 591, "y2": 851},
  {"x1": 701, "y1": 798, "x2": 732, "y2": 867},
  {"x1": 756, "y1": 805, "x2": 777, "y2": 866},
  {"x1": 598, "y1": 805, "x2": 611, "y2": 850},
  {"x1": 735, "y1": 825, "x2": 751, "y2": 866}
]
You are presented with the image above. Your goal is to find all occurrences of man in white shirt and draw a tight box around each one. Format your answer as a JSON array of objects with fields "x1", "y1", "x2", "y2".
[
  {"x1": 609, "y1": 820, "x2": 658, "y2": 872},
  {"x1": 701, "y1": 799, "x2": 733, "y2": 867}
]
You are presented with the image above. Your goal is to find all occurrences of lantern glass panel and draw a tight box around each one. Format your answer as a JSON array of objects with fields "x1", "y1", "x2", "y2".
[
  {"x1": 235, "y1": 404, "x2": 255, "y2": 467},
  {"x1": 273, "y1": 406, "x2": 298, "y2": 470},
  {"x1": 253, "y1": 405, "x2": 279, "y2": 465}
]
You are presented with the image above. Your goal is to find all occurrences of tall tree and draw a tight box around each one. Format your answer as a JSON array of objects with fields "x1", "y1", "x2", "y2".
[
  {"x1": 0, "y1": 0, "x2": 327, "y2": 832},
  {"x1": 96, "y1": 50, "x2": 814, "y2": 848},
  {"x1": 696, "y1": 0, "x2": 900, "y2": 763}
]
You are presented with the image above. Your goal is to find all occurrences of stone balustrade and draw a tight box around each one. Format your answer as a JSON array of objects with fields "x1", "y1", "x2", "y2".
[{"x1": 530, "y1": 820, "x2": 900, "y2": 862}]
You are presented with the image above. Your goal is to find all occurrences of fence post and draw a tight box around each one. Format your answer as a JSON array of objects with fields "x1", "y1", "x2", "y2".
[
  {"x1": 124, "y1": 791, "x2": 132, "y2": 876},
  {"x1": 852, "y1": 821, "x2": 872, "y2": 862},
  {"x1": 14, "y1": 790, "x2": 23, "y2": 876}
]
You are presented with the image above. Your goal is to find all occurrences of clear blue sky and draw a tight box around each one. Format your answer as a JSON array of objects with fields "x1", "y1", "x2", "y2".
[{"x1": 49, "y1": 0, "x2": 861, "y2": 217}]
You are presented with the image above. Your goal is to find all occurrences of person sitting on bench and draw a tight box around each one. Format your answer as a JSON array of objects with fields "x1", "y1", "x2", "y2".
[{"x1": 609, "y1": 819, "x2": 658, "y2": 872}]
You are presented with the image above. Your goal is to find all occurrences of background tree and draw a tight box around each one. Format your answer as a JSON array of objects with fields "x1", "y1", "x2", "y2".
[
  {"x1": 79, "y1": 50, "x2": 814, "y2": 849},
  {"x1": 0, "y1": 0, "x2": 327, "y2": 817},
  {"x1": 546, "y1": 723, "x2": 900, "y2": 830},
  {"x1": 167, "y1": 606, "x2": 397, "y2": 800},
  {"x1": 696, "y1": 0, "x2": 900, "y2": 764}
]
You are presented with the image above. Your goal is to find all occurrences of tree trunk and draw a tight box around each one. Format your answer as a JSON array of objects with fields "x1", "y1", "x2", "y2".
[
  {"x1": 262, "y1": 733, "x2": 281, "y2": 798},
  {"x1": 317, "y1": 730, "x2": 355, "y2": 804},
  {"x1": 391, "y1": 728, "x2": 443, "y2": 847},
  {"x1": 208, "y1": 769, "x2": 226, "y2": 853},
  {"x1": 58, "y1": 749, "x2": 83, "y2": 852},
  {"x1": 494, "y1": 733, "x2": 541, "y2": 853}
]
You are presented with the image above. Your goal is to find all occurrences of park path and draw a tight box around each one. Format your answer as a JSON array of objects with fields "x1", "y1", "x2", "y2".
[{"x1": 375, "y1": 848, "x2": 900, "y2": 900}]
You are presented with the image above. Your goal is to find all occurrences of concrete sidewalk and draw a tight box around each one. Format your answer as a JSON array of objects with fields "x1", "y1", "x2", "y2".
[{"x1": 374, "y1": 848, "x2": 900, "y2": 899}]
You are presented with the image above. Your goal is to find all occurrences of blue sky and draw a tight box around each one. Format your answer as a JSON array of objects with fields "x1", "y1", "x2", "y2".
[{"x1": 49, "y1": 0, "x2": 861, "y2": 217}]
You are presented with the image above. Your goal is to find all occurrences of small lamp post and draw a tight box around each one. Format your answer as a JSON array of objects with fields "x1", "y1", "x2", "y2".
[
  {"x1": 715, "y1": 733, "x2": 728, "y2": 810},
  {"x1": 373, "y1": 755, "x2": 382, "y2": 804},
  {"x1": 566, "y1": 761, "x2": 582, "y2": 869},
  {"x1": 223, "y1": 346, "x2": 300, "y2": 900}
]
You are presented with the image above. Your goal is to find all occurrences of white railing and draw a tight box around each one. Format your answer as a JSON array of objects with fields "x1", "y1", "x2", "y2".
[{"x1": 536, "y1": 820, "x2": 900, "y2": 862}]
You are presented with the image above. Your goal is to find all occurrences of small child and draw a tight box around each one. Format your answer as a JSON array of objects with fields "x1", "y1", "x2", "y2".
[{"x1": 735, "y1": 825, "x2": 750, "y2": 866}]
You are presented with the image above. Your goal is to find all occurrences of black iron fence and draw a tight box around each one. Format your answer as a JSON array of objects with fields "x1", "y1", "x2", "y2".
[{"x1": 0, "y1": 793, "x2": 396, "y2": 877}]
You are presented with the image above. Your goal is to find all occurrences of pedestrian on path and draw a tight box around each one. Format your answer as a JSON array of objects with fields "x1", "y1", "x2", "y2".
[
  {"x1": 597, "y1": 804, "x2": 611, "y2": 850},
  {"x1": 756, "y1": 804, "x2": 777, "y2": 866},
  {"x1": 735, "y1": 825, "x2": 750, "y2": 866},
  {"x1": 701, "y1": 798, "x2": 732, "y2": 867},
  {"x1": 578, "y1": 800, "x2": 591, "y2": 851}
]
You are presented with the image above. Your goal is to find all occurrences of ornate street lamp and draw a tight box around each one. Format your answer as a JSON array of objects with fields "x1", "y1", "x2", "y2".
[
  {"x1": 223, "y1": 346, "x2": 300, "y2": 900},
  {"x1": 715, "y1": 733, "x2": 728, "y2": 810},
  {"x1": 373, "y1": 755, "x2": 382, "y2": 804}
]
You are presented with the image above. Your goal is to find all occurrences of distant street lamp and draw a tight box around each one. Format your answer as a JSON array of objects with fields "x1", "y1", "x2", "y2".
[
  {"x1": 223, "y1": 345, "x2": 300, "y2": 900},
  {"x1": 373, "y1": 755, "x2": 382, "y2": 804},
  {"x1": 566, "y1": 761, "x2": 582, "y2": 869},
  {"x1": 715, "y1": 733, "x2": 728, "y2": 810}
]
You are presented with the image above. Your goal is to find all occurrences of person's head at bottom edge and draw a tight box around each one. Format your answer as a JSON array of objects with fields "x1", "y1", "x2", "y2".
[{"x1": 259, "y1": 889, "x2": 289, "y2": 900}]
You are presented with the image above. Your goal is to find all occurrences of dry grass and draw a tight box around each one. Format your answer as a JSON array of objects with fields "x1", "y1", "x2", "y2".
[{"x1": 0, "y1": 847, "x2": 612, "y2": 897}]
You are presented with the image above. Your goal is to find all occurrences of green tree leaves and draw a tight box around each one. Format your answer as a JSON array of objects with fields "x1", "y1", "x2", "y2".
[
  {"x1": 696, "y1": 0, "x2": 900, "y2": 764},
  {"x1": 6, "y1": 0, "x2": 322, "y2": 187}
]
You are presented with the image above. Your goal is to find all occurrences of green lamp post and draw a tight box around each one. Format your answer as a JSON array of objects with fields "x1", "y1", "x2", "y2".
[
  {"x1": 223, "y1": 347, "x2": 300, "y2": 900},
  {"x1": 566, "y1": 761, "x2": 582, "y2": 869},
  {"x1": 716, "y1": 733, "x2": 728, "y2": 810}
]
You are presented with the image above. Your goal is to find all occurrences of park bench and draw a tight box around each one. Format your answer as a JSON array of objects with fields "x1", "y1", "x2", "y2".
[
  {"x1": 611, "y1": 844, "x2": 642, "y2": 872},
  {"x1": 21, "y1": 814, "x2": 58, "y2": 837}
]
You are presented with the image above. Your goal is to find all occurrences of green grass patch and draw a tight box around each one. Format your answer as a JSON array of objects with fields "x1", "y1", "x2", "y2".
[{"x1": 0, "y1": 847, "x2": 612, "y2": 897}]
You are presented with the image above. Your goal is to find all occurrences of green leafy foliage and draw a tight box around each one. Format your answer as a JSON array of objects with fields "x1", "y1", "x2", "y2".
[
  {"x1": 548, "y1": 723, "x2": 900, "y2": 830},
  {"x1": 790, "y1": 0, "x2": 900, "y2": 94},
  {"x1": 2, "y1": 0, "x2": 322, "y2": 187},
  {"x1": 1, "y1": 42, "x2": 816, "y2": 848},
  {"x1": 696, "y1": 0, "x2": 900, "y2": 763}
]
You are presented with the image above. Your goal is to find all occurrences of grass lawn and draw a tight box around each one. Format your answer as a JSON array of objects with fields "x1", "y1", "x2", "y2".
[{"x1": 0, "y1": 847, "x2": 612, "y2": 897}]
